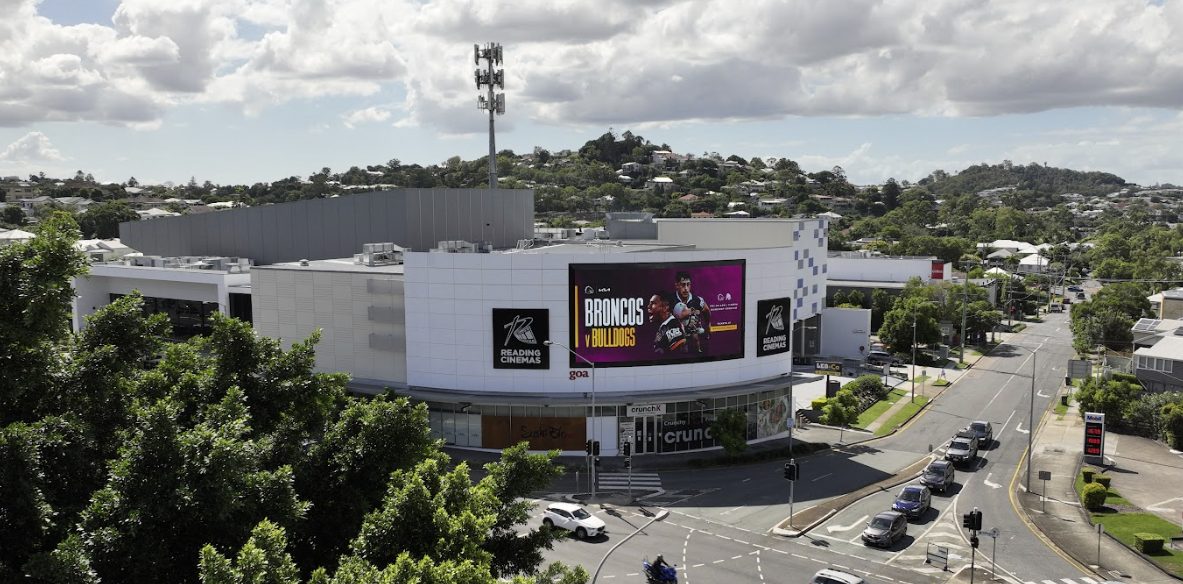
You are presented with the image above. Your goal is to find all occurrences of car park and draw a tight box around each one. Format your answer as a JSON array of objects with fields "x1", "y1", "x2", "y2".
[
  {"x1": 964, "y1": 420, "x2": 993, "y2": 447},
  {"x1": 944, "y1": 432, "x2": 979, "y2": 466},
  {"x1": 920, "y1": 460, "x2": 955, "y2": 492},
  {"x1": 891, "y1": 485, "x2": 932, "y2": 519},
  {"x1": 861, "y1": 511, "x2": 907, "y2": 547},
  {"x1": 810, "y1": 569, "x2": 866, "y2": 584},
  {"x1": 542, "y1": 502, "x2": 605, "y2": 539}
]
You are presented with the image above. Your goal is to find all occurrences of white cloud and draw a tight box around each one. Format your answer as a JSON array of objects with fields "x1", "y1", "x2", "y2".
[
  {"x1": 0, "y1": 0, "x2": 1180, "y2": 139},
  {"x1": 342, "y1": 106, "x2": 391, "y2": 128},
  {"x1": 0, "y1": 132, "x2": 64, "y2": 162}
]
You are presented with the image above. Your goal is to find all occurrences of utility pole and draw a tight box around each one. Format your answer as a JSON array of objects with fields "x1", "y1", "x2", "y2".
[
  {"x1": 474, "y1": 42, "x2": 505, "y2": 190},
  {"x1": 960, "y1": 274, "x2": 969, "y2": 363}
]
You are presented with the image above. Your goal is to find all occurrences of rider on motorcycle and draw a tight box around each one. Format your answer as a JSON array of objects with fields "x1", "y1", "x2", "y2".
[{"x1": 650, "y1": 554, "x2": 671, "y2": 575}]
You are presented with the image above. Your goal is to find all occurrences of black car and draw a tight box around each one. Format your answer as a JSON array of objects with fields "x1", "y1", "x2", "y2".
[
  {"x1": 1067, "y1": 285, "x2": 1083, "y2": 292},
  {"x1": 920, "y1": 460, "x2": 956, "y2": 493},
  {"x1": 964, "y1": 420, "x2": 993, "y2": 447},
  {"x1": 861, "y1": 511, "x2": 907, "y2": 548}
]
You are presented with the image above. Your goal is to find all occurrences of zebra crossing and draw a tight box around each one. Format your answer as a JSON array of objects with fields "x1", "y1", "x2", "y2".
[
  {"x1": 597, "y1": 471, "x2": 661, "y2": 492},
  {"x1": 1021, "y1": 577, "x2": 1106, "y2": 584}
]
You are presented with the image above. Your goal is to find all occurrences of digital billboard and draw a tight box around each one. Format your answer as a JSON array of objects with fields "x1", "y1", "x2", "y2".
[{"x1": 569, "y1": 260, "x2": 745, "y2": 367}]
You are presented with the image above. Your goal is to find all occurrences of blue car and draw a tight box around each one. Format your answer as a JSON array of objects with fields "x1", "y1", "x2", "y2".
[{"x1": 891, "y1": 485, "x2": 931, "y2": 519}]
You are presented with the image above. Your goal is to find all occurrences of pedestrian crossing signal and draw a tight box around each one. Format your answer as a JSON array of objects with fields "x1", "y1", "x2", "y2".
[{"x1": 783, "y1": 461, "x2": 799, "y2": 481}]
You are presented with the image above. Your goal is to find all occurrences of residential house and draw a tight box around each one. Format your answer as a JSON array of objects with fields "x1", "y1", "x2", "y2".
[
  {"x1": 1133, "y1": 330, "x2": 1183, "y2": 392},
  {"x1": 645, "y1": 176, "x2": 675, "y2": 194},
  {"x1": 0, "y1": 228, "x2": 36, "y2": 246},
  {"x1": 756, "y1": 198, "x2": 787, "y2": 210},
  {"x1": 1147, "y1": 288, "x2": 1183, "y2": 320}
]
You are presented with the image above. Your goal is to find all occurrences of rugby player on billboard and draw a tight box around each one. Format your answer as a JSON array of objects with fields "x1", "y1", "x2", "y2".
[
  {"x1": 647, "y1": 291, "x2": 688, "y2": 354},
  {"x1": 672, "y1": 270, "x2": 711, "y2": 353}
]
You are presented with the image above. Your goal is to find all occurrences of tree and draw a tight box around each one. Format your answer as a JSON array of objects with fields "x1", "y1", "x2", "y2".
[
  {"x1": 878, "y1": 299, "x2": 941, "y2": 356},
  {"x1": 1, "y1": 205, "x2": 25, "y2": 226},
  {"x1": 78, "y1": 201, "x2": 139, "y2": 239},
  {"x1": 710, "y1": 409, "x2": 749, "y2": 456},
  {"x1": 0, "y1": 212, "x2": 89, "y2": 422},
  {"x1": 882, "y1": 178, "x2": 901, "y2": 210}
]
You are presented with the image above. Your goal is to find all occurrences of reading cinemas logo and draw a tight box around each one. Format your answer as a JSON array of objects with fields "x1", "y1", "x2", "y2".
[
  {"x1": 756, "y1": 297, "x2": 791, "y2": 357},
  {"x1": 492, "y1": 309, "x2": 549, "y2": 370}
]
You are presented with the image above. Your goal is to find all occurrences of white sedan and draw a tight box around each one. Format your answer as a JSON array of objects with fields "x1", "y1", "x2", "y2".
[{"x1": 542, "y1": 502, "x2": 605, "y2": 539}]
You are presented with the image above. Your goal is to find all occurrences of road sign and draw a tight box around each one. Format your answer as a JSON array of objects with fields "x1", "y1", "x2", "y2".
[
  {"x1": 1084, "y1": 412, "x2": 1106, "y2": 458},
  {"x1": 1068, "y1": 359, "x2": 1093, "y2": 380},
  {"x1": 925, "y1": 544, "x2": 949, "y2": 570},
  {"x1": 1038, "y1": 470, "x2": 1051, "y2": 481},
  {"x1": 986, "y1": 527, "x2": 999, "y2": 538}
]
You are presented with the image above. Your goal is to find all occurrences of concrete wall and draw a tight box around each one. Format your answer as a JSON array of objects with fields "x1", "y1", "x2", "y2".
[
  {"x1": 119, "y1": 189, "x2": 534, "y2": 264},
  {"x1": 251, "y1": 266, "x2": 407, "y2": 385},
  {"x1": 71, "y1": 264, "x2": 247, "y2": 331},
  {"x1": 828, "y1": 255, "x2": 945, "y2": 283},
  {"x1": 402, "y1": 244, "x2": 828, "y2": 395},
  {"x1": 820, "y1": 307, "x2": 873, "y2": 360},
  {"x1": 656, "y1": 218, "x2": 822, "y2": 250}
]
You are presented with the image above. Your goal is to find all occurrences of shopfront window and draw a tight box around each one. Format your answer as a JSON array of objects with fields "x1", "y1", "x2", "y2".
[{"x1": 110, "y1": 294, "x2": 220, "y2": 340}]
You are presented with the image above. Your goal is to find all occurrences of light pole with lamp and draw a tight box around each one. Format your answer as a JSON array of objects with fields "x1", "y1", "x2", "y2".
[
  {"x1": 1009, "y1": 343, "x2": 1038, "y2": 492},
  {"x1": 591, "y1": 508, "x2": 669, "y2": 583},
  {"x1": 544, "y1": 340, "x2": 597, "y2": 497}
]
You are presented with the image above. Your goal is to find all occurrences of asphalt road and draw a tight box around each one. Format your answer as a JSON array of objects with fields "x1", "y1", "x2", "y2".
[
  {"x1": 531, "y1": 501, "x2": 947, "y2": 584},
  {"x1": 539, "y1": 313, "x2": 1093, "y2": 583}
]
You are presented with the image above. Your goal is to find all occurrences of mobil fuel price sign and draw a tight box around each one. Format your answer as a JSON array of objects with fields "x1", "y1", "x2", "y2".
[{"x1": 1084, "y1": 412, "x2": 1105, "y2": 459}]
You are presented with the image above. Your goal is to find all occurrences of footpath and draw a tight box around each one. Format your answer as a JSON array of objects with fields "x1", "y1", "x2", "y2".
[{"x1": 1018, "y1": 398, "x2": 1181, "y2": 584}]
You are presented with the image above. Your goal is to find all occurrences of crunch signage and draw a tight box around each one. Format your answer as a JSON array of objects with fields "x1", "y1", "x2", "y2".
[{"x1": 492, "y1": 309, "x2": 549, "y2": 370}]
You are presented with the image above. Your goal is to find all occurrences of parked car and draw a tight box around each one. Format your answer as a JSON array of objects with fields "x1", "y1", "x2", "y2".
[
  {"x1": 861, "y1": 511, "x2": 907, "y2": 547},
  {"x1": 542, "y1": 502, "x2": 605, "y2": 539},
  {"x1": 1067, "y1": 285, "x2": 1083, "y2": 292},
  {"x1": 920, "y1": 460, "x2": 956, "y2": 493},
  {"x1": 891, "y1": 485, "x2": 932, "y2": 519},
  {"x1": 810, "y1": 569, "x2": 866, "y2": 584},
  {"x1": 944, "y1": 432, "x2": 979, "y2": 466},
  {"x1": 1076, "y1": 291, "x2": 1086, "y2": 300},
  {"x1": 866, "y1": 350, "x2": 902, "y2": 367},
  {"x1": 964, "y1": 420, "x2": 994, "y2": 447}
]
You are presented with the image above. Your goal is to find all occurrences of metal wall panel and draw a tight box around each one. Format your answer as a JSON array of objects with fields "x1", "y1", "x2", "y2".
[{"x1": 117, "y1": 189, "x2": 534, "y2": 264}]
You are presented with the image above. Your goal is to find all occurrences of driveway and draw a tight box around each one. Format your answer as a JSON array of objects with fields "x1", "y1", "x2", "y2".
[{"x1": 1102, "y1": 432, "x2": 1183, "y2": 524}]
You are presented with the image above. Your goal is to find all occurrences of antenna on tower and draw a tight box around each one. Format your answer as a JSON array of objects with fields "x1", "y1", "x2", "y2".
[{"x1": 475, "y1": 42, "x2": 505, "y2": 190}]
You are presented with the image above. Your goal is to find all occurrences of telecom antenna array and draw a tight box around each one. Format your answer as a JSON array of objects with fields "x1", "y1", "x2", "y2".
[{"x1": 475, "y1": 42, "x2": 505, "y2": 190}]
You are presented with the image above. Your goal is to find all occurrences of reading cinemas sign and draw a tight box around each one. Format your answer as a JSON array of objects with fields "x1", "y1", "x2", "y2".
[
  {"x1": 756, "y1": 297, "x2": 792, "y2": 357},
  {"x1": 492, "y1": 309, "x2": 550, "y2": 370}
]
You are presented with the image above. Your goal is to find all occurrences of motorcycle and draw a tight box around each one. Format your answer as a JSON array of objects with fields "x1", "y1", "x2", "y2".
[{"x1": 641, "y1": 559, "x2": 677, "y2": 583}]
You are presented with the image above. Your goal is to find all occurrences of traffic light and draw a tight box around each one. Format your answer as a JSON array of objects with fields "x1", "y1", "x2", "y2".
[
  {"x1": 623, "y1": 457, "x2": 631, "y2": 469},
  {"x1": 962, "y1": 512, "x2": 974, "y2": 529},
  {"x1": 783, "y1": 461, "x2": 799, "y2": 481},
  {"x1": 971, "y1": 535, "x2": 980, "y2": 548},
  {"x1": 594, "y1": 456, "x2": 601, "y2": 467},
  {"x1": 592, "y1": 441, "x2": 601, "y2": 457},
  {"x1": 622, "y1": 441, "x2": 631, "y2": 457},
  {"x1": 973, "y1": 509, "x2": 983, "y2": 531},
  {"x1": 585, "y1": 440, "x2": 592, "y2": 455}
]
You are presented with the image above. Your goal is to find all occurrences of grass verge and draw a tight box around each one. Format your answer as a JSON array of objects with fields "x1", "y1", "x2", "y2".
[
  {"x1": 1073, "y1": 470, "x2": 1183, "y2": 576},
  {"x1": 876, "y1": 395, "x2": 930, "y2": 437},
  {"x1": 1054, "y1": 395, "x2": 1070, "y2": 418},
  {"x1": 855, "y1": 388, "x2": 907, "y2": 429},
  {"x1": 687, "y1": 441, "x2": 830, "y2": 468}
]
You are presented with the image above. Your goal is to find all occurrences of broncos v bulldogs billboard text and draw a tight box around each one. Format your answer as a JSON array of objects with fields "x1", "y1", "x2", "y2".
[{"x1": 568, "y1": 260, "x2": 745, "y2": 367}]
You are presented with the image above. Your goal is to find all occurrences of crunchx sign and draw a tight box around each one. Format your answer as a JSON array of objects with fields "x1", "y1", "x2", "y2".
[{"x1": 492, "y1": 309, "x2": 550, "y2": 370}]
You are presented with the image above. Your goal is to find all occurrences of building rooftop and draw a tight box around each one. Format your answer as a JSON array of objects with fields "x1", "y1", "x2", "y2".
[
  {"x1": 503, "y1": 241, "x2": 691, "y2": 254},
  {"x1": 1136, "y1": 335, "x2": 1183, "y2": 360},
  {"x1": 258, "y1": 257, "x2": 405, "y2": 274}
]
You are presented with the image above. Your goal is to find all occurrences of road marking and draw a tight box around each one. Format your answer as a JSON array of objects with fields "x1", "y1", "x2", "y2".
[
  {"x1": 720, "y1": 505, "x2": 745, "y2": 515},
  {"x1": 742, "y1": 478, "x2": 751, "y2": 483},
  {"x1": 756, "y1": 550, "x2": 763, "y2": 582},
  {"x1": 811, "y1": 472, "x2": 833, "y2": 482},
  {"x1": 1147, "y1": 497, "x2": 1183, "y2": 512},
  {"x1": 827, "y1": 514, "x2": 868, "y2": 533},
  {"x1": 984, "y1": 473, "x2": 1002, "y2": 489},
  {"x1": 1016, "y1": 422, "x2": 1029, "y2": 434},
  {"x1": 1037, "y1": 388, "x2": 1052, "y2": 398},
  {"x1": 692, "y1": 563, "x2": 703, "y2": 568},
  {"x1": 730, "y1": 555, "x2": 743, "y2": 560},
  {"x1": 997, "y1": 410, "x2": 1016, "y2": 434}
]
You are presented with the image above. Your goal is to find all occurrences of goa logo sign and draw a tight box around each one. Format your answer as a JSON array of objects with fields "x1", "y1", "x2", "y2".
[{"x1": 568, "y1": 370, "x2": 590, "y2": 381}]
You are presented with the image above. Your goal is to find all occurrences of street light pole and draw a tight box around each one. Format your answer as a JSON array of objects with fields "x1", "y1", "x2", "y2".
[
  {"x1": 544, "y1": 340, "x2": 597, "y2": 497},
  {"x1": 1027, "y1": 349, "x2": 1035, "y2": 492},
  {"x1": 591, "y1": 508, "x2": 669, "y2": 583},
  {"x1": 788, "y1": 308, "x2": 795, "y2": 526},
  {"x1": 911, "y1": 309, "x2": 917, "y2": 404}
]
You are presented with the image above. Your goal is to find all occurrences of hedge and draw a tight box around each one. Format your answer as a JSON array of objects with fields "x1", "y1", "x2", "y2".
[
  {"x1": 1094, "y1": 475, "x2": 1111, "y2": 489},
  {"x1": 1082, "y1": 483, "x2": 1108, "y2": 510},
  {"x1": 1134, "y1": 533, "x2": 1165, "y2": 553},
  {"x1": 1082, "y1": 468, "x2": 1096, "y2": 483}
]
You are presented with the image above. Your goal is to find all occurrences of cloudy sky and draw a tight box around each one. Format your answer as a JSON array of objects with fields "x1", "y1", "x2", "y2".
[{"x1": 1, "y1": 0, "x2": 1182, "y2": 187}]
